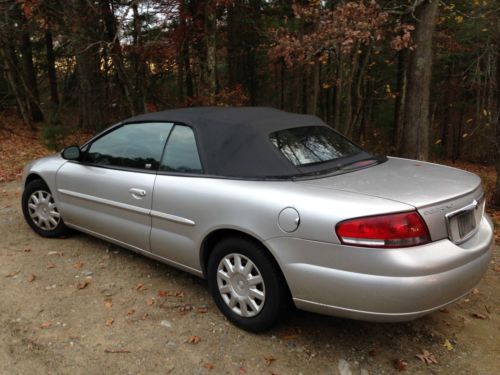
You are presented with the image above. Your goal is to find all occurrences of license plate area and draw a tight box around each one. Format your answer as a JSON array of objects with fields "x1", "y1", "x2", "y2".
[{"x1": 445, "y1": 196, "x2": 485, "y2": 244}]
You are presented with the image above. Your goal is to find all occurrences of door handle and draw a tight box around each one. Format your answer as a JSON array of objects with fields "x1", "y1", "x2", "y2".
[{"x1": 129, "y1": 188, "x2": 147, "y2": 198}]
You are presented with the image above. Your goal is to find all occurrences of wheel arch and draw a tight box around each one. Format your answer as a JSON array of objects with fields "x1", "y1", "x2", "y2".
[
  {"x1": 199, "y1": 228, "x2": 292, "y2": 297},
  {"x1": 25, "y1": 173, "x2": 46, "y2": 187}
]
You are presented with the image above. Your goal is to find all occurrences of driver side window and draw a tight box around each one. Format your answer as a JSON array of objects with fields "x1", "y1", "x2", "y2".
[{"x1": 86, "y1": 122, "x2": 173, "y2": 170}]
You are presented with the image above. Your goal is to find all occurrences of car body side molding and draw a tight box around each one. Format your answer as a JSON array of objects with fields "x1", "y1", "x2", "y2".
[
  {"x1": 150, "y1": 210, "x2": 196, "y2": 226},
  {"x1": 58, "y1": 189, "x2": 150, "y2": 216}
]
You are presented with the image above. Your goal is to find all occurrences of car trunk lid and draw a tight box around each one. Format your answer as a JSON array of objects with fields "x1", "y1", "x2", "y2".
[{"x1": 295, "y1": 157, "x2": 484, "y2": 242}]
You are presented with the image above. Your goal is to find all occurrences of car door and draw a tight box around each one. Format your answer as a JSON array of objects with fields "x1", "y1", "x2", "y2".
[
  {"x1": 150, "y1": 124, "x2": 205, "y2": 271},
  {"x1": 56, "y1": 122, "x2": 174, "y2": 252}
]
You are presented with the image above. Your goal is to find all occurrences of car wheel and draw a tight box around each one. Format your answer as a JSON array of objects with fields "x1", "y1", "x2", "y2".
[
  {"x1": 22, "y1": 179, "x2": 70, "y2": 238},
  {"x1": 207, "y1": 237, "x2": 289, "y2": 332}
]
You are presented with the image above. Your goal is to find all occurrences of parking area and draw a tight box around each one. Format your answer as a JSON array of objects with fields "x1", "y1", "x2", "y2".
[{"x1": 1, "y1": 181, "x2": 499, "y2": 375}]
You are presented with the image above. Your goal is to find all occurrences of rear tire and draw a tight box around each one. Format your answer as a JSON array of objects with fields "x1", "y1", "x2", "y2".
[
  {"x1": 207, "y1": 237, "x2": 289, "y2": 332},
  {"x1": 22, "y1": 179, "x2": 70, "y2": 238}
]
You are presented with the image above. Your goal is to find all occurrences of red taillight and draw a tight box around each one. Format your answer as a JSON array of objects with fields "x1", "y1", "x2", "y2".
[{"x1": 335, "y1": 211, "x2": 430, "y2": 248}]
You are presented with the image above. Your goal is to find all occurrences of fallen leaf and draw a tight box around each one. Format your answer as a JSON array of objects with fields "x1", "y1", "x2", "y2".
[
  {"x1": 105, "y1": 318, "x2": 114, "y2": 326},
  {"x1": 443, "y1": 339, "x2": 453, "y2": 351},
  {"x1": 76, "y1": 279, "x2": 91, "y2": 290},
  {"x1": 135, "y1": 283, "x2": 146, "y2": 291},
  {"x1": 239, "y1": 367, "x2": 247, "y2": 374},
  {"x1": 158, "y1": 290, "x2": 168, "y2": 297},
  {"x1": 471, "y1": 312, "x2": 488, "y2": 320},
  {"x1": 28, "y1": 273, "x2": 36, "y2": 282},
  {"x1": 40, "y1": 322, "x2": 52, "y2": 329},
  {"x1": 104, "y1": 349, "x2": 130, "y2": 353},
  {"x1": 140, "y1": 314, "x2": 149, "y2": 320},
  {"x1": 146, "y1": 298, "x2": 155, "y2": 306},
  {"x1": 393, "y1": 359, "x2": 407, "y2": 371},
  {"x1": 104, "y1": 300, "x2": 113, "y2": 309},
  {"x1": 264, "y1": 355, "x2": 276, "y2": 366},
  {"x1": 187, "y1": 335, "x2": 201, "y2": 344},
  {"x1": 174, "y1": 291, "x2": 184, "y2": 298},
  {"x1": 279, "y1": 327, "x2": 300, "y2": 340},
  {"x1": 47, "y1": 263, "x2": 56, "y2": 269},
  {"x1": 203, "y1": 363, "x2": 214, "y2": 370},
  {"x1": 5, "y1": 271, "x2": 19, "y2": 278},
  {"x1": 127, "y1": 309, "x2": 135, "y2": 316},
  {"x1": 415, "y1": 350, "x2": 438, "y2": 364},
  {"x1": 73, "y1": 262, "x2": 84, "y2": 269},
  {"x1": 472, "y1": 288, "x2": 480, "y2": 295}
]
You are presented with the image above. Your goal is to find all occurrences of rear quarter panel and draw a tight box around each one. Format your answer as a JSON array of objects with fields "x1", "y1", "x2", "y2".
[{"x1": 150, "y1": 175, "x2": 414, "y2": 272}]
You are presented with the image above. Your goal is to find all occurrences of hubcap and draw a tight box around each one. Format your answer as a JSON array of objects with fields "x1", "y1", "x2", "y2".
[
  {"x1": 216, "y1": 253, "x2": 265, "y2": 318},
  {"x1": 28, "y1": 190, "x2": 60, "y2": 231}
]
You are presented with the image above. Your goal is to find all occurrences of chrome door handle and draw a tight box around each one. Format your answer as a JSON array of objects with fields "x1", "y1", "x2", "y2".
[{"x1": 129, "y1": 188, "x2": 147, "y2": 198}]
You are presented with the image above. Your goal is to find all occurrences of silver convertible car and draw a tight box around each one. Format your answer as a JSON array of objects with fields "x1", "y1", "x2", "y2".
[{"x1": 21, "y1": 107, "x2": 493, "y2": 332}]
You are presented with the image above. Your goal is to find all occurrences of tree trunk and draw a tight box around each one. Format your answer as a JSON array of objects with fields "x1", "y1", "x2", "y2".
[
  {"x1": 308, "y1": 62, "x2": 320, "y2": 115},
  {"x1": 0, "y1": 44, "x2": 32, "y2": 126},
  {"x1": 132, "y1": 2, "x2": 146, "y2": 112},
  {"x1": 45, "y1": 29, "x2": 59, "y2": 106},
  {"x1": 399, "y1": 0, "x2": 439, "y2": 160},
  {"x1": 100, "y1": 0, "x2": 137, "y2": 115},
  {"x1": 333, "y1": 56, "x2": 343, "y2": 130},
  {"x1": 393, "y1": 49, "x2": 408, "y2": 151},
  {"x1": 492, "y1": 41, "x2": 500, "y2": 207},
  {"x1": 203, "y1": 0, "x2": 217, "y2": 101},
  {"x1": 72, "y1": 0, "x2": 105, "y2": 130},
  {"x1": 19, "y1": 15, "x2": 44, "y2": 122}
]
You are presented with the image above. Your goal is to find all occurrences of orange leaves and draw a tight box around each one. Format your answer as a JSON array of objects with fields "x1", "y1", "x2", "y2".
[
  {"x1": 40, "y1": 321, "x2": 52, "y2": 329},
  {"x1": 415, "y1": 350, "x2": 438, "y2": 365},
  {"x1": 187, "y1": 335, "x2": 201, "y2": 344},
  {"x1": 269, "y1": 0, "x2": 399, "y2": 68},
  {"x1": 76, "y1": 277, "x2": 91, "y2": 290}
]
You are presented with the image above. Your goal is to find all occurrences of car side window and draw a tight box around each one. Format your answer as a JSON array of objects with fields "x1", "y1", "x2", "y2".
[
  {"x1": 86, "y1": 122, "x2": 173, "y2": 170},
  {"x1": 160, "y1": 125, "x2": 203, "y2": 174}
]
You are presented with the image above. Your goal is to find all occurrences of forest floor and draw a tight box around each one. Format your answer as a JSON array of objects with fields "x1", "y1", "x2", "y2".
[{"x1": 1, "y1": 116, "x2": 500, "y2": 374}]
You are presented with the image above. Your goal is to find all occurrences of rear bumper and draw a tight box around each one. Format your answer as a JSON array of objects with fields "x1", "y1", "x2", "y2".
[{"x1": 264, "y1": 216, "x2": 493, "y2": 322}]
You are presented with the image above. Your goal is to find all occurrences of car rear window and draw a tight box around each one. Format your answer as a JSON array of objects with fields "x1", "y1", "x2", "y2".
[{"x1": 270, "y1": 126, "x2": 361, "y2": 166}]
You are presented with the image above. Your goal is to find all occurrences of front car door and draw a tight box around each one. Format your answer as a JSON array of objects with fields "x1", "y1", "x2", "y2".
[{"x1": 56, "y1": 122, "x2": 173, "y2": 252}]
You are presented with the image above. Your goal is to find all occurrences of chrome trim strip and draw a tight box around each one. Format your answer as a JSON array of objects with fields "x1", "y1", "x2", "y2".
[
  {"x1": 58, "y1": 189, "x2": 150, "y2": 215},
  {"x1": 150, "y1": 210, "x2": 196, "y2": 226}
]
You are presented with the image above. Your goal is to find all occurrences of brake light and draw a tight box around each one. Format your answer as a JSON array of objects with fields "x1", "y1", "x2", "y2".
[{"x1": 335, "y1": 211, "x2": 430, "y2": 248}]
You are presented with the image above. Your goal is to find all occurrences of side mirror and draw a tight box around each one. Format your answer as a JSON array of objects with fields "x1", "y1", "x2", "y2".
[{"x1": 62, "y1": 146, "x2": 81, "y2": 161}]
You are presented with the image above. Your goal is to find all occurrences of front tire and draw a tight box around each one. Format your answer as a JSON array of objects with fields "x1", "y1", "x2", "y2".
[
  {"x1": 207, "y1": 237, "x2": 289, "y2": 332},
  {"x1": 22, "y1": 179, "x2": 70, "y2": 238}
]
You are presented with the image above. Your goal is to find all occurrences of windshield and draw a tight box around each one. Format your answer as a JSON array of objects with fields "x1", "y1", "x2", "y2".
[{"x1": 270, "y1": 126, "x2": 362, "y2": 167}]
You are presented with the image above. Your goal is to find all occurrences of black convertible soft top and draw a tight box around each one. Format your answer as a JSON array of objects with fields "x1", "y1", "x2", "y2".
[{"x1": 124, "y1": 107, "x2": 332, "y2": 178}]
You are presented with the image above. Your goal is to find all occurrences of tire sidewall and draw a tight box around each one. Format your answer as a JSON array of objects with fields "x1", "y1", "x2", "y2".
[
  {"x1": 22, "y1": 179, "x2": 68, "y2": 238},
  {"x1": 207, "y1": 237, "x2": 287, "y2": 332}
]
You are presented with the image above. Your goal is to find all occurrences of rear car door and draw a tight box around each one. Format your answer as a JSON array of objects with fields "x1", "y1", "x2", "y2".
[
  {"x1": 150, "y1": 124, "x2": 204, "y2": 271},
  {"x1": 56, "y1": 122, "x2": 173, "y2": 252}
]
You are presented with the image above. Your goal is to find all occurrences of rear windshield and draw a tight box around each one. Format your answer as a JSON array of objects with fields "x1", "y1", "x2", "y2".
[{"x1": 270, "y1": 126, "x2": 362, "y2": 167}]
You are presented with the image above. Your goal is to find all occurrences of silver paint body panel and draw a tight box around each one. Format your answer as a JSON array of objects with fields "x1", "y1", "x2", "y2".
[{"x1": 22, "y1": 154, "x2": 494, "y2": 322}]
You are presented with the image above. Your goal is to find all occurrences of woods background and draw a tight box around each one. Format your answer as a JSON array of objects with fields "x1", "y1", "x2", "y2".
[{"x1": 0, "y1": 0, "x2": 499, "y2": 200}]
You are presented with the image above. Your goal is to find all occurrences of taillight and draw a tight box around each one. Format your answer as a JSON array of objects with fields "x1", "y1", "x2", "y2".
[{"x1": 335, "y1": 211, "x2": 430, "y2": 248}]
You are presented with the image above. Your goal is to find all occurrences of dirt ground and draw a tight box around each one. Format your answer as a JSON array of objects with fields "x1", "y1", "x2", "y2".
[{"x1": 0, "y1": 180, "x2": 499, "y2": 375}]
